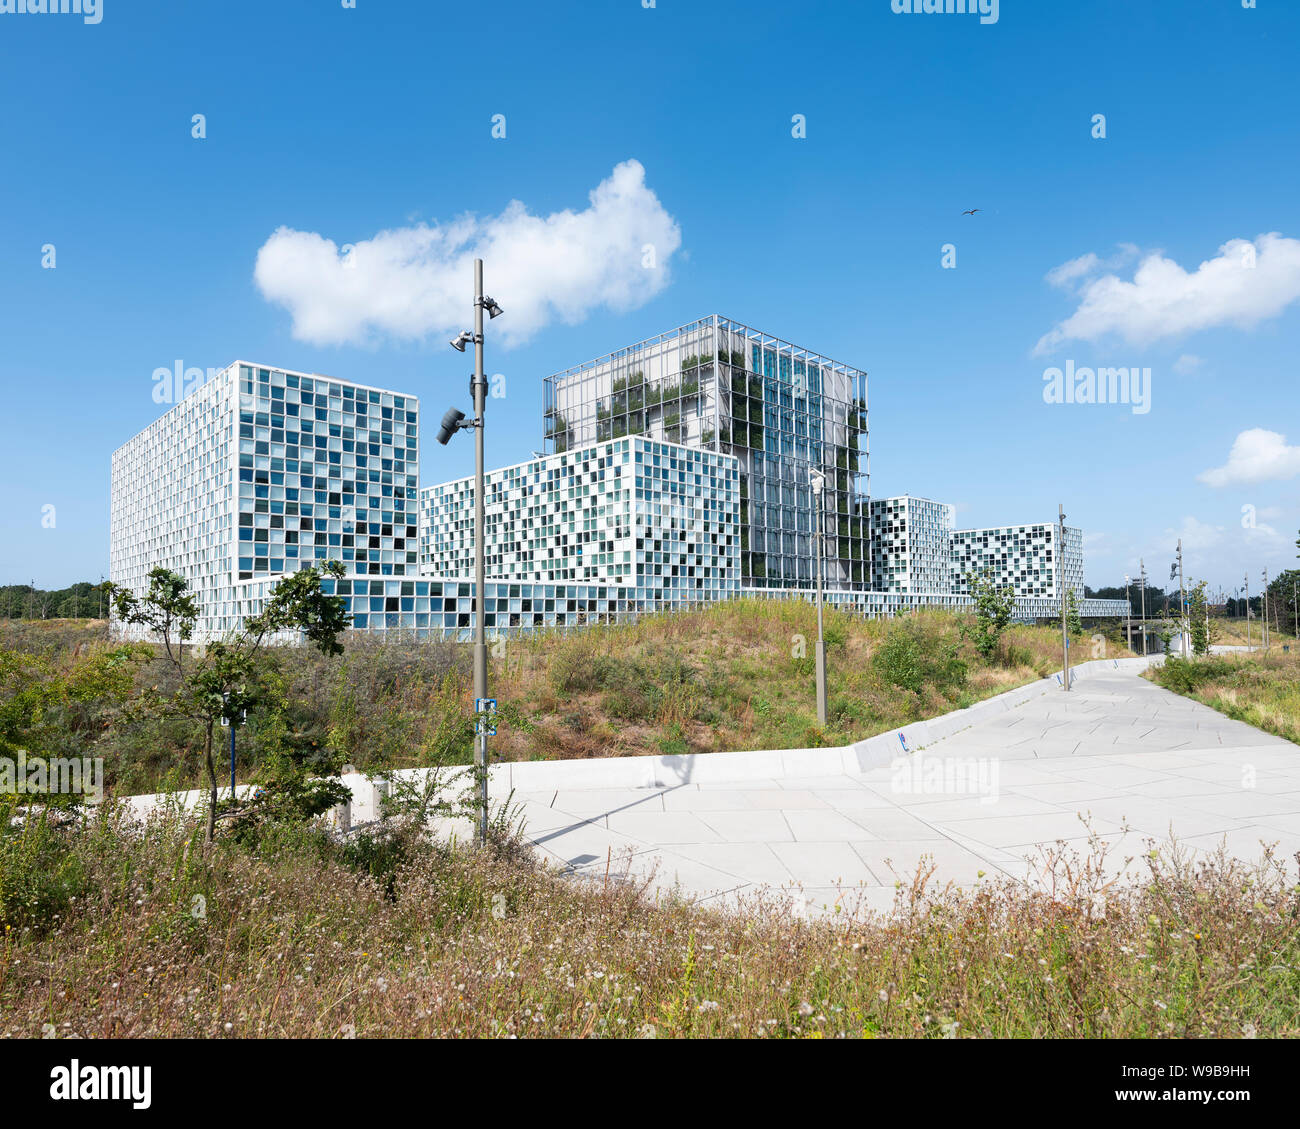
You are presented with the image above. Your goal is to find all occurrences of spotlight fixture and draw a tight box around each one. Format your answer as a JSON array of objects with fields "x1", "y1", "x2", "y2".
[
  {"x1": 436, "y1": 407, "x2": 467, "y2": 446},
  {"x1": 450, "y1": 330, "x2": 473, "y2": 353},
  {"x1": 482, "y1": 295, "x2": 503, "y2": 319}
]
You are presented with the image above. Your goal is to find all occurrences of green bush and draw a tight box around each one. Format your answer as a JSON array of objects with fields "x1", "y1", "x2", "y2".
[
  {"x1": 871, "y1": 619, "x2": 967, "y2": 697},
  {"x1": 873, "y1": 629, "x2": 924, "y2": 694},
  {"x1": 0, "y1": 799, "x2": 89, "y2": 932},
  {"x1": 1155, "y1": 656, "x2": 1237, "y2": 696},
  {"x1": 604, "y1": 687, "x2": 651, "y2": 721}
]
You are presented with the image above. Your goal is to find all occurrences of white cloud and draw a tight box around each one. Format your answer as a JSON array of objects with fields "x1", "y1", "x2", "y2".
[
  {"x1": 1198, "y1": 429, "x2": 1300, "y2": 487},
  {"x1": 1045, "y1": 243, "x2": 1137, "y2": 290},
  {"x1": 253, "y1": 159, "x2": 682, "y2": 347},
  {"x1": 1169, "y1": 515, "x2": 1227, "y2": 555},
  {"x1": 1172, "y1": 354, "x2": 1203, "y2": 375},
  {"x1": 1045, "y1": 252, "x2": 1101, "y2": 290},
  {"x1": 1035, "y1": 233, "x2": 1300, "y2": 354}
]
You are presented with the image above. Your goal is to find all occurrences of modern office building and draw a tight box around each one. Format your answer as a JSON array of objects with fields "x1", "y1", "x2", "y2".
[
  {"x1": 111, "y1": 337, "x2": 1126, "y2": 643},
  {"x1": 419, "y1": 436, "x2": 740, "y2": 610},
  {"x1": 543, "y1": 316, "x2": 870, "y2": 591},
  {"x1": 949, "y1": 522, "x2": 1083, "y2": 600},
  {"x1": 869, "y1": 495, "x2": 956, "y2": 595},
  {"x1": 111, "y1": 362, "x2": 419, "y2": 640},
  {"x1": 111, "y1": 367, "x2": 237, "y2": 634}
]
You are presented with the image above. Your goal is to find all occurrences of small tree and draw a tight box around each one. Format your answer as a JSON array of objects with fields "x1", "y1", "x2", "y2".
[
  {"x1": 109, "y1": 562, "x2": 350, "y2": 843},
  {"x1": 108, "y1": 567, "x2": 199, "y2": 670},
  {"x1": 1186, "y1": 579, "x2": 1211, "y2": 657},
  {"x1": 967, "y1": 567, "x2": 1015, "y2": 660},
  {"x1": 1065, "y1": 589, "x2": 1083, "y2": 637}
]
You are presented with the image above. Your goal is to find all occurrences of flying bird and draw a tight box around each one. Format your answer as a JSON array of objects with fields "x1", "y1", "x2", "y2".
[{"x1": 961, "y1": 208, "x2": 980, "y2": 216}]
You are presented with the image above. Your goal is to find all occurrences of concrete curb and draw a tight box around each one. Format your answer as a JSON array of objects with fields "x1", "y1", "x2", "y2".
[
  {"x1": 439, "y1": 654, "x2": 1162, "y2": 795},
  {"x1": 850, "y1": 654, "x2": 1161, "y2": 771},
  {"x1": 117, "y1": 655, "x2": 1164, "y2": 815}
]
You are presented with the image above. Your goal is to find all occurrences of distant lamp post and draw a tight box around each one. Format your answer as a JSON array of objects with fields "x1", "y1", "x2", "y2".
[
  {"x1": 1124, "y1": 573, "x2": 1131, "y2": 653},
  {"x1": 809, "y1": 469, "x2": 828, "y2": 726},
  {"x1": 439, "y1": 258, "x2": 502, "y2": 847},
  {"x1": 1058, "y1": 504, "x2": 1070, "y2": 691}
]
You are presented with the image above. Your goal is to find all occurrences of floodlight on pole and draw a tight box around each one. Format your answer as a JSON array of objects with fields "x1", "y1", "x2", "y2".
[
  {"x1": 434, "y1": 260, "x2": 499, "y2": 847},
  {"x1": 436, "y1": 407, "x2": 468, "y2": 446}
]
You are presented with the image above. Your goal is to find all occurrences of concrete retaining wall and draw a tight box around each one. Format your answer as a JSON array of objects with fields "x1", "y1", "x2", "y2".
[{"x1": 117, "y1": 655, "x2": 1163, "y2": 818}]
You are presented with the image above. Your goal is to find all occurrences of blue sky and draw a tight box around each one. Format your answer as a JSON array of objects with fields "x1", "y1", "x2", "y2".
[{"x1": 1, "y1": 0, "x2": 1298, "y2": 597}]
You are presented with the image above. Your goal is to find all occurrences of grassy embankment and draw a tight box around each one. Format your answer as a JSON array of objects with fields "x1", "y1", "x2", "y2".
[
  {"x1": 1146, "y1": 649, "x2": 1300, "y2": 746},
  {"x1": 0, "y1": 603, "x2": 1133, "y2": 795}
]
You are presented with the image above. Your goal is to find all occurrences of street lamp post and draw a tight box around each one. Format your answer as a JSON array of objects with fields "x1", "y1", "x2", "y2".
[
  {"x1": 1262, "y1": 568, "x2": 1270, "y2": 652},
  {"x1": 1139, "y1": 559, "x2": 1148, "y2": 656},
  {"x1": 1059, "y1": 504, "x2": 1070, "y2": 691},
  {"x1": 1124, "y1": 574, "x2": 1131, "y2": 653},
  {"x1": 1245, "y1": 573, "x2": 1251, "y2": 650},
  {"x1": 809, "y1": 469, "x2": 827, "y2": 727},
  {"x1": 442, "y1": 258, "x2": 503, "y2": 847}
]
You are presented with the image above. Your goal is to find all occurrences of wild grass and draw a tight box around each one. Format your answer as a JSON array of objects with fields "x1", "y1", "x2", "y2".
[
  {"x1": 1146, "y1": 651, "x2": 1300, "y2": 746},
  {"x1": 2, "y1": 805, "x2": 1295, "y2": 1039},
  {"x1": 488, "y1": 601, "x2": 1131, "y2": 761},
  {"x1": 0, "y1": 607, "x2": 1133, "y2": 792}
]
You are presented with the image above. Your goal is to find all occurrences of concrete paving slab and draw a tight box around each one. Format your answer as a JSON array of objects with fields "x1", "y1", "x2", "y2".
[
  {"x1": 695, "y1": 810, "x2": 799, "y2": 843},
  {"x1": 493, "y1": 663, "x2": 1300, "y2": 915},
  {"x1": 770, "y1": 842, "x2": 880, "y2": 885}
]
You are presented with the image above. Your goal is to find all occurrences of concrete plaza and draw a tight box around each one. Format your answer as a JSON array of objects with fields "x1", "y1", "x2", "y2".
[{"x1": 510, "y1": 664, "x2": 1300, "y2": 917}]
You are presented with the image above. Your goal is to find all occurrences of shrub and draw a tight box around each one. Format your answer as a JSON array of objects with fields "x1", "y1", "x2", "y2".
[
  {"x1": 871, "y1": 618, "x2": 968, "y2": 697},
  {"x1": 0, "y1": 799, "x2": 89, "y2": 932},
  {"x1": 1155, "y1": 656, "x2": 1237, "y2": 696}
]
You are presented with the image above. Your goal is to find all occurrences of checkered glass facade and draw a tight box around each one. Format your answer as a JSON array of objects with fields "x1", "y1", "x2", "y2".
[
  {"x1": 869, "y1": 496, "x2": 956, "y2": 594},
  {"x1": 111, "y1": 362, "x2": 419, "y2": 641},
  {"x1": 235, "y1": 365, "x2": 418, "y2": 582},
  {"x1": 113, "y1": 353, "x2": 1128, "y2": 643},
  {"x1": 111, "y1": 371, "x2": 237, "y2": 633},
  {"x1": 419, "y1": 436, "x2": 739, "y2": 612},
  {"x1": 949, "y1": 524, "x2": 1083, "y2": 599}
]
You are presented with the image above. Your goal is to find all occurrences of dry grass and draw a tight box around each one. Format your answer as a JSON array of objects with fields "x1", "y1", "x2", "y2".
[
  {"x1": 0, "y1": 606, "x2": 1134, "y2": 790},
  {"x1": 1146, "y1": 650, "x2": 1300, "y2": 746},
  {"x1": 487, "y1": 601, "x2": 1132, "y2": 762},
  {"x1": 2, "y1": 807, "x2": 1295, "y2": 1039},
  {"x1": 1210, "y1": 617, "x2": 1300, "y2": 648}
]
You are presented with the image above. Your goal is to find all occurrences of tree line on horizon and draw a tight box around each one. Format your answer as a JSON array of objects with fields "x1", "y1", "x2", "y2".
[
  {"x1": 5, "y1": 572, "x2": 1299, "y2": 631},
  {"x1": 0, "y1": 582, "x2": 107, "y2": 621}
]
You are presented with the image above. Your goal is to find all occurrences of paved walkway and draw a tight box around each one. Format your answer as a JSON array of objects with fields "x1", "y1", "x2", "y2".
[{"x1": 513, "y1": 667, "x2": 1300, "y2": 916}]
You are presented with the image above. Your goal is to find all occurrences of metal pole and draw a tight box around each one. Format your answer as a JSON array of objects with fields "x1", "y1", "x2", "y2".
[
  {"x1": 1177, "y1": 539, "x2": 1186, "y2": 657},
  {"x1": 230, "y1": 720, "x2": 236, "y2": 800},
  {"x1": 1139, "y1": 559, "x2": 1147, "y2": 656},
  {"x1": 814, "y1": 481, "x2": 827, "y2": 726},
  {"x1": 472, "y1": 258, "x2": 489, "y2": 847},
  {"x1": 1059, "y1": 504, "x2": 1070, "y2": 690},
  {"x1": 1125, "y1": 575, "x2": 1131, "y2": 653},
  {"x1": 1245, "y1": 573, "x2": 1251, "y2": 650},
  {"x1": 1262, "y1": 568, "x2": 1269, "y2": 651}
]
